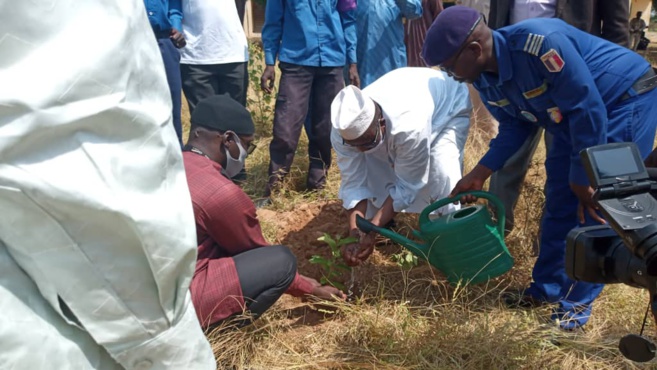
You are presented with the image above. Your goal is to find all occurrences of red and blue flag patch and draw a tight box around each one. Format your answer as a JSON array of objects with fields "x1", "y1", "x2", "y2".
[{"x1": 540, "y1": 49, "x2": 565, "y2": 73}]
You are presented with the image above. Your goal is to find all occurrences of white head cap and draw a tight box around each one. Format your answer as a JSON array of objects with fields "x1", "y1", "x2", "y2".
[{"x1": 331, "y1": 85, "x2": 375, "y2": 141}]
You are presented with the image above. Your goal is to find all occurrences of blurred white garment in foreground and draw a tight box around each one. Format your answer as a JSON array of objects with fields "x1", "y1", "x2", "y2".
[{"x1": 0, "y1": 1, "x2": 216, "y2": 369}]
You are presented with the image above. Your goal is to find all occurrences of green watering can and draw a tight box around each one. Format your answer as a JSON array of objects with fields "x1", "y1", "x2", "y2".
[{"x1": 356, "y1": 191, "x2": 514, "y2": 286}]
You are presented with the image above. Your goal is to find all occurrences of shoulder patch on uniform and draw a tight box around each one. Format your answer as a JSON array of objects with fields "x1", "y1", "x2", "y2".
[
  {"x1": 522, "y1": 80, "x2": 548, "y2": 99},
  {"x1": 523, "y1": 33, "x2": 545, "y2": 56},
  {"x1": 540, "y1": 49, "x2": 565, "y2": 72},
  {"x1": 547, "y1": 107, "x2": 563, "y2": 123},
  {"x1": 487, "y1": 98, "x2": 510, "y2": 107}
]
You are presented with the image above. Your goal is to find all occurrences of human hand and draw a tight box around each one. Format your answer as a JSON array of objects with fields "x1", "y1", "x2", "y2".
[
  {"x1": 260, "y1": 65, "x2": 276, "y2": 93},
  {"x1": 342, "y1": 232, "x2": 375, "y2": 266},
  {"x1": 355, "y1": 232, "x2": 375, "y2": 261},
  {"x1": 311, "y1": 285, "x2": 347, "y2": 301},
  {"x1": 570, "y1": 182, "x2": 606, "y2": 224},
  {"x1": 348, "y1": 64, "x2": 360, "y2": 87},
  {"x1": 644, "y1": 147, "x2": 657, "y2": 168},
  {"x1": 303, "y1": 276, "x2": 322, "y2": 288},
  {"x1": 169, "y1": 29, "x2": 186, "y2": 48},
  {"x1": 342, "y1": 243, "x2": 361, "y2": 266},
  {"x1": 448, "y1": 165, "x2": 491, "y2": 204}
]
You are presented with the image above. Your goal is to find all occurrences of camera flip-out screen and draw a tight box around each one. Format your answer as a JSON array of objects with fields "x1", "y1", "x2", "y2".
[{"x1": 582, "y1": 143, "x2": 648, "y2": 188}]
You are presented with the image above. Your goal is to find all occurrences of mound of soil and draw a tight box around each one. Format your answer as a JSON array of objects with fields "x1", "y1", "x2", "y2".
[
  {"x1": 257, "y1": 201, "x2": 352, "y2": 281},
  {"x1": 257, "y1": 201, "x2": 433, "y2": 298}
]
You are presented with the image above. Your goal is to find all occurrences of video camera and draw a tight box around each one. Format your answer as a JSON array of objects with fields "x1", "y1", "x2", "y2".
[{"x1": 566, "y1": 142, "x2": 657, "y2": 362}]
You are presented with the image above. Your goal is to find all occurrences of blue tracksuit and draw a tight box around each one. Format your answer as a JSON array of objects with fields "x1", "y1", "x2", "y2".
[{"x1": 474, "y1": 18, "x2": 657, "y2": 329}]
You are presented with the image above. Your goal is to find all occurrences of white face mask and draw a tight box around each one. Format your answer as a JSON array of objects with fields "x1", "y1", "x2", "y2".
[{"x1": 223, "y1": 133, "x2": 247, "y2": 177}]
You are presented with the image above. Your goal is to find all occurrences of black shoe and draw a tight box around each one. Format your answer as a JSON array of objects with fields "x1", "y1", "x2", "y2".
[
  {"x1": 254, "y1": 197, "x2": 271, "y2": 209},
  {"x1": 306, "y1": 183, "x2": 326, "y2": 192},
  {"x1": 502, "y1": 290, "x2": 545, "y2": 309}
]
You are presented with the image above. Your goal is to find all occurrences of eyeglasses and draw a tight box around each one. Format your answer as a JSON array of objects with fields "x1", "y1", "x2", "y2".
[
  {"x1": 441, "y1": 40, "x2": 480, "y2": 76},
  {"x1": 439, "y1": 16, "x2": 482, "y2": 75},
  {"x1": 343, "y1": 117, "x2": 385, "y2": 150},
  {"x1": 246, "y1": 141, "x2": 257, "y2": 155},
  {"x1": 226, "y1": 131, "x2": 257, "y2": 154}
]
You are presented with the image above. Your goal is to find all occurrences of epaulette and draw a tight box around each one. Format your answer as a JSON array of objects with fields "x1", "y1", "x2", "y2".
[
  {"x1": 508, "y1": 32, "x2": 565, "y2": 73},
  {"x1": 522, "y1": 33, "x2": 545, "y2": 56}
]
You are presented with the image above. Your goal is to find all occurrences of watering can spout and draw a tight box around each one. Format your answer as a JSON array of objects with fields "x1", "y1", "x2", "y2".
[{"x1": 355, "y1": 215, "x2": 428, "y2": 259}]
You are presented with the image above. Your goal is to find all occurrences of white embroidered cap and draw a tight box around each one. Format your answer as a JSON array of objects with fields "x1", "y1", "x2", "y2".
[{"x1": 331, "y1": 85, "x2": 375, "y2": 140}]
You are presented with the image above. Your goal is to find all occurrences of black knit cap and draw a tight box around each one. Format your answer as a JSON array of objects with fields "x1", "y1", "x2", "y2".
[{"x1": 190, "y1": 94, "x2": 255, "y2": 135}]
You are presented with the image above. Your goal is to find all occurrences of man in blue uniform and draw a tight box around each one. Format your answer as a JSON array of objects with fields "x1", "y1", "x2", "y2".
[
  {"x1": 260, "y1": 0, "x2": 359, "y2": 203},
  {"x1": 421, "y1": 6, "x2": 657, "y2": 329},
  {"x1": 144, "y1": 0, "x2": 186, "y2": 145}
]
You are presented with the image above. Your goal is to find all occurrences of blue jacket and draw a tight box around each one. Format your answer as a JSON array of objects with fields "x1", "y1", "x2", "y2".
[
  {"x1": 262, "y1": 0, "x2": 357, "y2": 67},
  {"x1": 143, "y1": 0, "x2": 182, "y2": 33},
  {"x1": 476, "y1": 18, "x2": 650, "y2": 185},
  {"x1": 355, "y1": 0, "x2": 422, "y2": 88}
]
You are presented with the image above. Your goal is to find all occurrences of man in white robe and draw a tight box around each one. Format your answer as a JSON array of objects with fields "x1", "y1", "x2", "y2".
[
  {"x1": 0, "y1": 0, "x2": 215, "y2": 368},
  {"x1": 331, "y1": 67, "x2": 471, "y2": 266}
]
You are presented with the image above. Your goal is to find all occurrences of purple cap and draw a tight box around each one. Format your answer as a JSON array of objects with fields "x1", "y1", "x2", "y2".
[{"x1": 421, "y1": 6, "x2": 481, "y2": 67}]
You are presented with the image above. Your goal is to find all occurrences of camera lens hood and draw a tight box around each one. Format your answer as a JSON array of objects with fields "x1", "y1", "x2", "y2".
[{"x1": 619, "y1": 334, "x2": 656, "y2": 362}]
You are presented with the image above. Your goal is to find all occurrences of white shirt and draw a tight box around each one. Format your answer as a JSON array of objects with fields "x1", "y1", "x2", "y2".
[
  {"x1": 181, "y1": 0, "x2": 249, "y2": 64},
  {"x1": 510, "y1": 0, "x2": 557, "y2": 24},
  {"x1": 630, "y1": 17, "x2": 647, "y2": 33},
  {"x1": 0, "y1": 1, "x2": 215, "y2": 369},
  {"x1": 332, "y1": 68, "x2": 472, "y2": 216}
]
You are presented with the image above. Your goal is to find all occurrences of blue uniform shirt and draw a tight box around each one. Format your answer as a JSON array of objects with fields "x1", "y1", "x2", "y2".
[
  {"x1": 356, "y1": 0, "x2": 422, "y2": 88},
  {"x1": 143, "y1": 0, "x2": 182, "y2": 33},
  {"x1": 476, "y1": 18, "x2": 650, "y2": 185},
  {"x1": 262, "y1": 0, "x2": 357, "y2": 67}
]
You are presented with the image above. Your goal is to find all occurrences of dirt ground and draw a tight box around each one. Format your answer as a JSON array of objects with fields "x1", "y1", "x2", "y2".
[
  {"x1": 257, "y1": 201, "x2": 351, "y2": 280},
  {"x1": 254, "y1": 196, "x2": 538, "y2": 306},
  {"x1": 256, "y1": 201, "x2": 427, "y2": 296}
]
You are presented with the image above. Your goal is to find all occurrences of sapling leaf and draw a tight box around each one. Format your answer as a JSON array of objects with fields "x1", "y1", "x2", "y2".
[
  {"x1": 335, "y1": 236, "x2": 358, "y2": 247},
  {"x1": 309, "y1": 255, "x2": 329, "y2": 264},
  {"x1": 317, "y1": 233, "x2": 336, "y2": 248},
  {"x1": 335, "y1": 263, "x2": 350, "y2": 271},
  {"x1": 309, "y1": 233, "x2": 354, "y2": 291},
  {"x1": 406, "y1": 253, "x2": 414, "y2": 263}
]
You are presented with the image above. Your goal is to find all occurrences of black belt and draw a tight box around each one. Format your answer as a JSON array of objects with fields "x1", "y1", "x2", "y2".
[{"x1": 620, "y1": 68, "x2": 657, "y2": 102}]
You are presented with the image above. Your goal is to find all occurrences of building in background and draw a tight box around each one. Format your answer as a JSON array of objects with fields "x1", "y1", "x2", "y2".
[
  {"x1": 242, "y1": 0, "x2": 651, "y2": 39},
  {"x1": 630, "y1": 0, "x2": 652, "y2": 26},
  {"x1": 242, "y1": 0, "x2": 265, "y2": 38}
]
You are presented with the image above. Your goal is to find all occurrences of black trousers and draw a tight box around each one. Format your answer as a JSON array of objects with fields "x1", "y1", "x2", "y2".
[
  {"x1": 220, "y1": 245, "x2": 296, "y2": 328},
  {"x1": 181, "y1": 62, "x2": 249, "y2": 112},
  {"x1": 266, "y1": 62, "x2": 344, "y2": 195}
]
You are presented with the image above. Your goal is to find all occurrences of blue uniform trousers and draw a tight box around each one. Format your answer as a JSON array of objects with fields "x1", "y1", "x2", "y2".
[
  {"x1": 525, "y1": 86, "x2": 657, "y2": 329},
  {"x1": 157, "y1": 37, "x2": 183, "y2": 146}
]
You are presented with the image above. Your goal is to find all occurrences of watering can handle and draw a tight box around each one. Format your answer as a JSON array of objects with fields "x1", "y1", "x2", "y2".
[{"x1": 419, "y1": 191, "x2": 506, "y2": 236}]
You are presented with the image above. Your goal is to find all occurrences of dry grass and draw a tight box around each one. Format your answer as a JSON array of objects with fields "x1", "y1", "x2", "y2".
[{"x1": 181, "y1": 45, "x2": 657, "y2": 369}]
